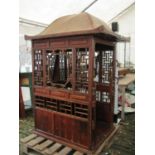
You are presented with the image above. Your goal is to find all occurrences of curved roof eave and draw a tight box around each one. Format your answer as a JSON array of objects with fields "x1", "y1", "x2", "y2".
[{"x1": 25, "y1": 12, "x2": 130, "y2": 42}]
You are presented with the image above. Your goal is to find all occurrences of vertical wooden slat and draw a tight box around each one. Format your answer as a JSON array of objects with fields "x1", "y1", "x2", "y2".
[
  {"x1": 43, "y1": 49, "x2": 46, "y2": 87},
  {"x1": 99, "y1": 50, "x2": 102, "y2": 84},
  {"x1": 112, "y1": 45, "x2": 116, "y2": 119},
  {"x1": 72, "y1": 48, "x2": 76, "y2": 90},
  {"x1": 88, "y1": 37, "x2": 95, "y2": 149},
  {"x1": 31, "y1": 43, "x2": 35, "y2": 117}
]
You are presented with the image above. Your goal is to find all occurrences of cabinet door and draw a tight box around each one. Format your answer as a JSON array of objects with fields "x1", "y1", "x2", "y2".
[{"x1": 35, "y1": 108, "x2": 54, "y2": 134}]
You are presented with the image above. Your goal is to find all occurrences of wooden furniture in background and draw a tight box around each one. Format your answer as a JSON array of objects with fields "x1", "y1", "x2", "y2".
[
  {"x1": 19, "y1": 84, "x2": 25, "y2": 118},
  {"x1": 19, "y1": 72, "x2": 33, "y2": 118},
  {"x1": 118, "y1": 68, "x2": 130, "y2": 76},
  {"x1": 119, "y1": 73, "x2": 135, "y2": 120}
]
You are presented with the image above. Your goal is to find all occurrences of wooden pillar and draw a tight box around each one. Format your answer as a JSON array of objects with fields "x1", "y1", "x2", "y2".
[
  {"x1": 72, "y1": 48, "x2": 76, "y2": 90},
  {"x1": 88, "y1": 37, "x2": 95, "y2": 149},
  {"x1": 121, "y1": 86, "x2": 126, "y2": 121},
  {"x1": 31, "y1": 44, "x2": 35, "y2": 117},
  {"x1": 99, "y1": 50, "x2": 102, "y2": 83},
  {"x1": 43, "y1": 49, "x2": 46, "y2": 87}
]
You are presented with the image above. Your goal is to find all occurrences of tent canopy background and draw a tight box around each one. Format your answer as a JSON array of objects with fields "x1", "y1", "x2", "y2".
[{"x1": 20, "y1": 0, "x2": 134, "y2": 24}]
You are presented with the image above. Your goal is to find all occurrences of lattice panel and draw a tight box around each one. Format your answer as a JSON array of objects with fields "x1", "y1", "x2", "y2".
[
  {"x1": 101, "y1": 92, "x2": 110, "y2": 103},
  {"x1": 66, "y1": 50, "x2": 72, "y2": 80},
  {"x1": 46, "y1": 49, "x2": 72, "y2": 86},
  {"x1": 59, "y1": 53, "x2": 67, "y2": 82},
  {"x1": 94, "y1": 50, "x2": 114, "y2": 104},
  {"x1": 35, "y1": 96, "x2": 45, "y2": 107},
  {"x1": 34, "y1": 50, "x2": 43, "y2": 86},
  {"x1": 74, "y1": 104, "x2": 88, "y2": 118},
  {"x1": 102, "y1": 51, "x2": 113, "y2": 84},
  {"x1": 94, "y1": 51, "x2": 100, "y2": 83},
  {"x1": 46, "y1": 51, "x2": 53, "y2": 85},
  {"x1": 59, "y1": 101, "x2": 72, "y2": 114},
  {"x1": 35, "y1": 96, "x2": 88, "y2": 119},
  {"x1": 96, "y1": 91, "x2": 101, "y2": 102},
  {"x1": 75, "y1": 48, "x2": 89, "y2": 93},
  {"x1": 95, "y1": 91, "x2": 111, "y2": 103},
  {"x1": 46, "y1": 98, "x2": 57, "y2": 111}
]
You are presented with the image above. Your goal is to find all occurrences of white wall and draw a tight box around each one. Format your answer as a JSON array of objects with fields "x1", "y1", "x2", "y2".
[
  {"x1": 19, "y1": 20, "x2": 47, "y2": 72},
  {"x1": 110, "y1": 4, "x2": 135, "y2": 67}
]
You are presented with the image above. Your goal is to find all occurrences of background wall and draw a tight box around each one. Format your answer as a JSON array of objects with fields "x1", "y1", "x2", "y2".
[
  {"x1": 19, "y1": 18, "x2": 47, "y2": 72},
  {"x1": 109, "y1": 3, "x2": 135, "y2": 67}
]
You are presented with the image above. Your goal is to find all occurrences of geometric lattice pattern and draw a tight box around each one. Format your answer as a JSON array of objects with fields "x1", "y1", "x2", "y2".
[
  {"x1": 46, "y1": 49, "x2": 72, "y2": 86},
  {"x1": 75, "y1": 48, "x2": 89, "y2": 93},
  {"x1": 95, "y1": 50, "x2": 114, "y2": 104},
  {"x1": 59, "y1": 101, "x2": 72, "y2": 114},
  {"x1": 46, "y1": 50, "x2": 53, "y2": 85},
  {"x1": 95, "y1": 91, "x2": 110, "y2": 103},
  {"x1": 101, "y1": 91, "x2": 110, "y2": 103},
  {"x1": 34, "y1": 50, "x2": 43, "y2": 86},
  {"x1": 65, "y1": 49, "x2": 72, "y2": 80},
  {"x1": 102, "y1": 51, "x2": 113, "y2": 84},
  {"x1": 74, "y1": 104, "x2": 88, "y2": 118},
  {"x1": 96, "y1": 91, "x2": 101, "y2": 102},
  {"x1": 35, "y1": 96, "x2": 88, "y2": 119}
]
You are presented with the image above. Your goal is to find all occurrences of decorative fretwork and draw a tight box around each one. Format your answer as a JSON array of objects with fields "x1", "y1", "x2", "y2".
[
  {"x1": 74, "y1": 104, "x2": 88, "y2": 118},
  {"x1": 95, "y1": 91, "x2": 110, "y2": 103},
  {"x1": 94, "y1": 51, "x2": 100, "y2": 83},
  {"x1": 102, "y1": 51, "x2": 113, "y2": 84},
  {"x1": 94, "y1": 50, "x2": 114, "y2": 104},
  {"x1": 75, "y1": 48, "x2": 89, "y2": 93},
  {"x1": 34, "y1": 96, "x2": 88, "y2": 119},
  {"x1": 101, "y1": 92, "x2": 110, "y2": 103},
  {"x1": 59, "y1": 101, "x2": 72, "y2": 114},
  {"x1": 65, "y1": 49, "x2": 72, "y2": 81},
  {"x1": 46, "y1": 98, "x2": 57, "y2": 111},
  {"x1": 35, "y1": 96, "x2": 45, "y2": 107},
  {"x1": 96, "y1": 91, "x2": 101, "y2": 101},
  {"x1": 46, "y1": 50, "x2": 53, "y2": 85},
  {"x1": 34, "y1": 50, "x2": 43, "y2": 86},
  {"x1": 46, "y1": 49, "x2": 72, "y2": 88}
]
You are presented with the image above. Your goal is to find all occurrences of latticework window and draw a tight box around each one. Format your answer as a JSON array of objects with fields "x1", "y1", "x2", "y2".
[
  {"x1": 101, "y1": 92, "x2": 110, "y2": 103},
  {"x1": 102, "y1": 51, "x2": 113, "y2": 84},
  {"x1": 94, "y1": 49, "x2": 114, "y2": 104},
  {"x1": 34, "y1": 95, "x2": 88, "y2": 119},
  {"x1": 45, "y1": 49, "x2": 72, "y2": 87},
  {"x1": 75, "y1": 48, "x2": 89, "y2": 93},
  {"x1": 34, "y1": 50, "x2": 43, "y2": 86}
]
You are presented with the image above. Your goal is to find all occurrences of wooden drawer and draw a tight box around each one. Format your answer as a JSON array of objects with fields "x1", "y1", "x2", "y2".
[
  {"x1": 70, "y1": 92, "x2": 88, "y2": 102},
  {"x1": 50, "y1": 90, "x2": 69, "y2": 98}
]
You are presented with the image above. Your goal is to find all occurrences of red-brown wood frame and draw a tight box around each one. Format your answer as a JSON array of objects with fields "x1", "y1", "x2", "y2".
[{"x1": 31, "y1": 34, "x2": 116, "y2": 153}]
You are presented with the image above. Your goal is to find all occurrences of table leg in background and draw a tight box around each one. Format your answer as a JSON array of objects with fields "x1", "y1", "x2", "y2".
[{"x1": 121, "y1": 86, "x2": 126, "y2": 121}]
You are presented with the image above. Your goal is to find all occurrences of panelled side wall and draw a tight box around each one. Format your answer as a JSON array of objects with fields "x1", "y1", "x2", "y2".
[{"x1": 94, "y1": 38, "x2": 116, "y2": 124}]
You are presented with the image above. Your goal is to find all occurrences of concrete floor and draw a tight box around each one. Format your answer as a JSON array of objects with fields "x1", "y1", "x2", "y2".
[
  {"x1": 102, "y1": 113, "x2": 135, "y2": 155},
  {"x1": 19, "y1": 112, "x2": 135, "y2": 155}
]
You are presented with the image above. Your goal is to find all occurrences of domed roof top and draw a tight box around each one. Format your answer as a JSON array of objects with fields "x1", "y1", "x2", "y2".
[{"x1": 26, "y1": 12, "x2": 129, "y2": 42}]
